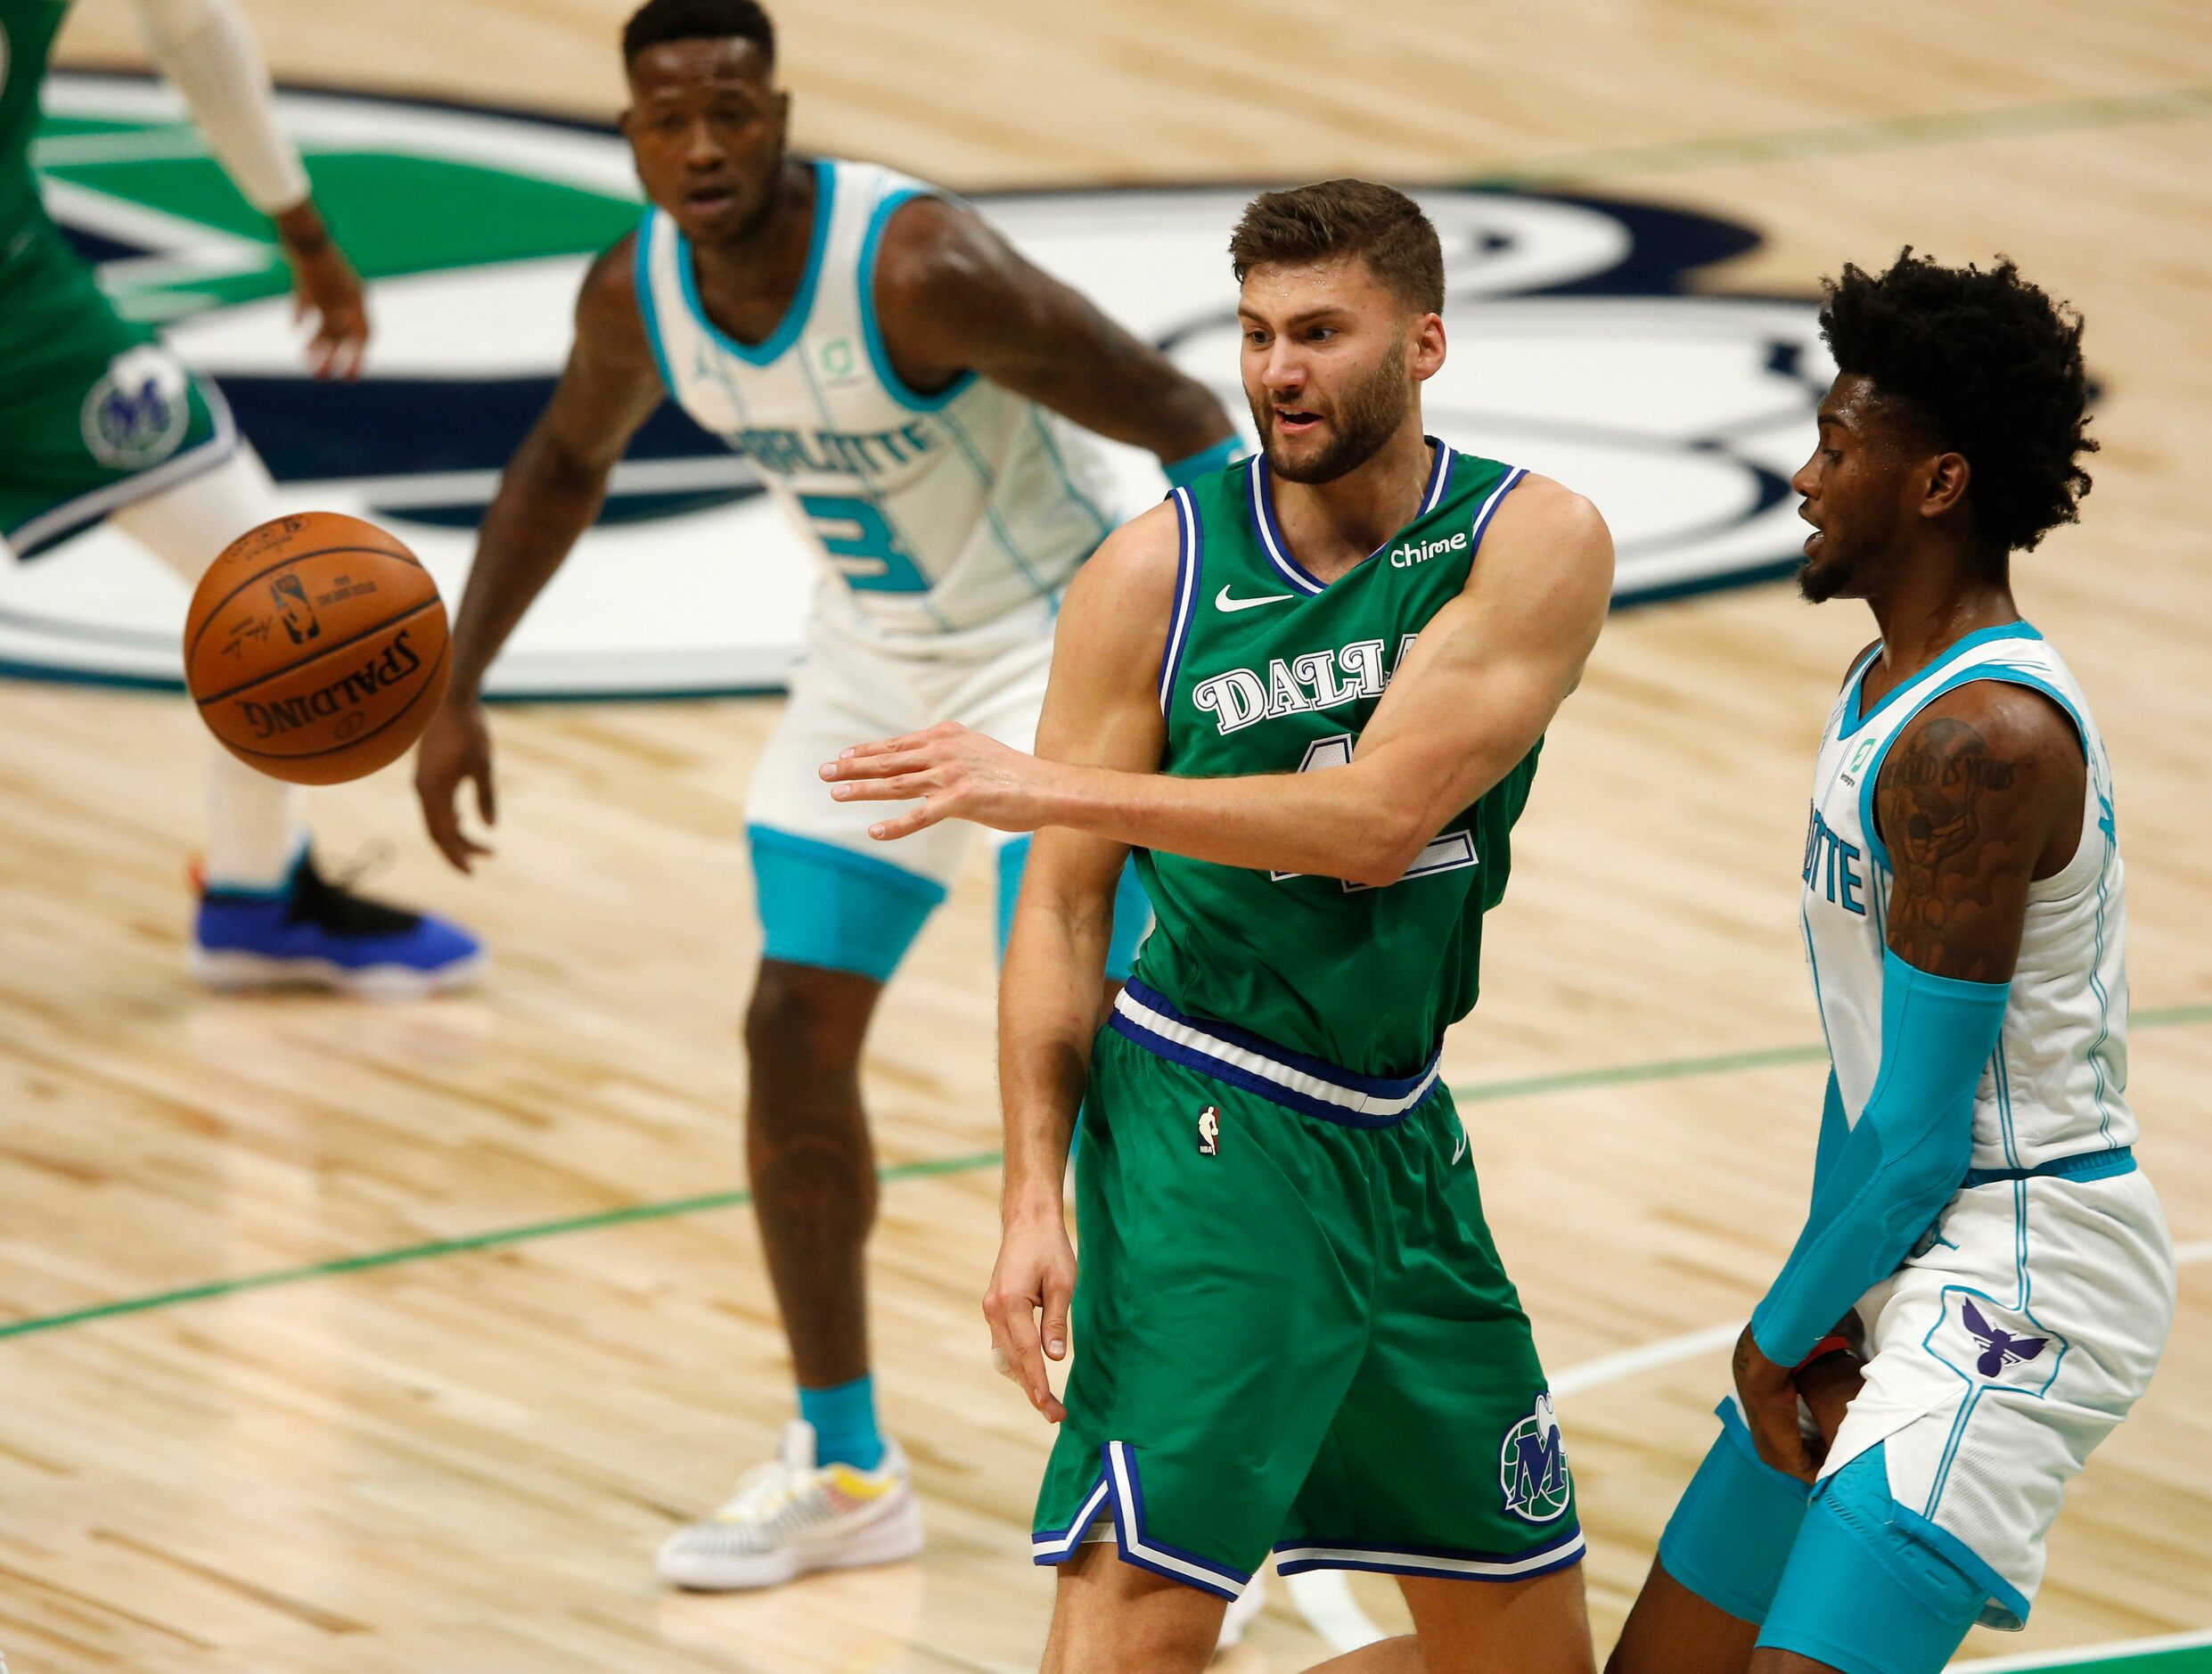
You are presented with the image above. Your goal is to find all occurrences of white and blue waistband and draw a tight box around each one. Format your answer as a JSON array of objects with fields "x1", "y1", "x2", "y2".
[{"x1": 1108, "y1": 979, "x2": 1442, "y2": 1127}]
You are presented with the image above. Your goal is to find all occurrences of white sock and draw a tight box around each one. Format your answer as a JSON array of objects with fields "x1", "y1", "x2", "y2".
[{"x1": 111, "y1": 445, "x2": 307, "y2": 890}]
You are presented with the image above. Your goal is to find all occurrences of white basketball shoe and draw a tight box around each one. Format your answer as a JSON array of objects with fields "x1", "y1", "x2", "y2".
[{"x1": 656, "y1": 1420, "x2": 925, "y2": 1590}]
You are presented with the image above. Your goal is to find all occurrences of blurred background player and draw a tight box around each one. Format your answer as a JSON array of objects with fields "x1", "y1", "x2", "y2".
[
  {"x1": 0, "y1": 0, "x2": 481, "y2": 994},
  {"x1": 410, "y1": 0, "x2": 1236, "y2": 1593},
  {"x1": 1608, "y1": 252, "x2": 2175, "y2": 1674}
]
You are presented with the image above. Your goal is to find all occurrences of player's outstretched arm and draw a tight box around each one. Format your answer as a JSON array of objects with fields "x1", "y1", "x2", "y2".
[
  {"x1": 823, "y1": 477, "x2": 1613, "y2": 887},
  {"x1": 131, "y1": 0, "x2": 367, "y2": 378},
  {"x1": 985, "y1": 505, "x2": 1175, "y2": 1425},
  {"x1": 872, "y1": 197, "x2": 1235, "y2": 468},
  {"x1": 414, "y1": 240, "x2": 666, "y2": 871},
  {"x1": 1734, "y1": 679, "x2": 2085, "y2": 1478}
]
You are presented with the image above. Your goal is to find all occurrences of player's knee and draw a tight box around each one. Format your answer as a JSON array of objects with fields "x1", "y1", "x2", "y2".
[
  {"x1": 743, "y1": 960, "x2": 877, "y2": 1077},
  {"x1": 1049, "y1": 1551, "x2": 1223, "y2": 1673},
  {"x1": 1609, "y1": 1569, "x2": 1748, "y2": 1674},
  {"x1": 1057, "y1": 1606, "x2": 1217, "y2": 1674}
]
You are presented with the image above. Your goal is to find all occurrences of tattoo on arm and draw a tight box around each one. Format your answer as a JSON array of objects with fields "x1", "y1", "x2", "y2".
[{"x1": 1875, "y1": 713, "x2": 2044, "y2": 981}]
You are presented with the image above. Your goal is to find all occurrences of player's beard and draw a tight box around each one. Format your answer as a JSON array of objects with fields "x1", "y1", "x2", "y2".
[
  {"x1": 1796, "y1": 545, "x2": 1851, "y2": 603},
  {"x1": 1795, "y1": 512, "x2": 1892, "y2": 603},
  {"x1": 1253, "y1": 350, "x2": 1412, "y2": 485}
]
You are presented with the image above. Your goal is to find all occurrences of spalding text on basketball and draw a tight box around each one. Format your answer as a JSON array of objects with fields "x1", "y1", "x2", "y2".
[{"x1": 235, "y1": 629, "x2": 424, "y2": 741}]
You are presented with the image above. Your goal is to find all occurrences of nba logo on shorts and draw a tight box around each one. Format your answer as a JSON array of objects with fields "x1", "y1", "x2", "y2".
[
  {"x1": 1500, "y1": 1391, "x2": 1571, "y2": 1522},
  {"x1": 1196, "y1": 1104, "x2": 1219, "y2": 1157},
  {"x1": 79, "y1": 345, "x2": 189, "y2": 470}
]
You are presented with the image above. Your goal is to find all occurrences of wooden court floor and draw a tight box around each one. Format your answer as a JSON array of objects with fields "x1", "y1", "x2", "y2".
[{"x1": 4, "y1": 1, "x2": 2209, "y2": 1668}]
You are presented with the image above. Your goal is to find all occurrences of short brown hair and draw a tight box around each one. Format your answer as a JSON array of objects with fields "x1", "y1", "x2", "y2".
[{"x1": 1229, "y1": 180, "x2": 1445, "y2": 314}]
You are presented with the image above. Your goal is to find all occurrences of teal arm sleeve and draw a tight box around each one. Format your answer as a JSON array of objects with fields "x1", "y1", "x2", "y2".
[
  {"x1": 1749, "y1": 950, "x2": 2008, "y2": 1365},
  {"x1": 1809, "y1": 1069, "x2": 1847, "y2": 1197},
  {"x1": 1162, "y1": 436, "x2": 1243, "y2": 489}
]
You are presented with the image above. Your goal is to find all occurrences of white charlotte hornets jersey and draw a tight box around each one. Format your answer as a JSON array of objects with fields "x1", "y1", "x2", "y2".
[
  {"x1": 1794, "y1": 621, "x2": 2172, "y2": 1627},
  {"x1": 633, "y1": 158, "x2": 1119, "y2": 649},
  {"x1": 1801, "y1": 623, "x2": 2132, "y2": 1172}
]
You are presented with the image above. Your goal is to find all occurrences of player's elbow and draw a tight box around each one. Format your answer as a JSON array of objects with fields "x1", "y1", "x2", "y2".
[{"x1": 1341, "y1": 808, "x2": 1434, "y2": 890}]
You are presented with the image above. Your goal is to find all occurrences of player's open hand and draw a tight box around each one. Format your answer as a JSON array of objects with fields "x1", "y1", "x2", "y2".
[
  {"x1": 821, "y1": 721, "x2": 1061, "y2": 840},
  {"x1": 984, "y1": 1210, "x2": 1077, "y2": 1424},
  {"x1": 414, "y1": 701, "x2": 497, "y2": 874},
  {"x1": 1733, "y1": 1324, "x2": 1819, "y2": 1482},
  {"x1": 274, "y1": 200, "x2": 371, "y2": 381}
]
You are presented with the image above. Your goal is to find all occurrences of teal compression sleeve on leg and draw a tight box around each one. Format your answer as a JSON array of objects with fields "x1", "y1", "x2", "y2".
[
  {"x1": 1750, "y1": 950, "x2": 2007, "y2": 1365},
  {"x1": 1757, "y1": 1446, "x2": 1987, "y2": 1674}
]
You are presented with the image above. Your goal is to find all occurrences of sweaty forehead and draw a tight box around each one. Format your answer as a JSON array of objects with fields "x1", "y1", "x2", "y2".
[
  {"x1": 1818, "y1": 372, "x2": 1883, "y2": 428},
  {"x1": 1820, "y1": 373, "x2": 1935, "y2": 453},
  {"x1": 1237, "y1": 254, "x2": 1391, "y2": 318},
  {"x1": 627, "y1": 37, "x2": 774, "y2": 100}
]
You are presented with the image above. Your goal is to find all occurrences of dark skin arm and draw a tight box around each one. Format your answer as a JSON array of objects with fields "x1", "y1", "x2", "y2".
[
  {"x1": 872, "y1": 195, "x2": 1233, "y2": 464},
  {"x1": 1734, "y1": 676, "x2": 2085, "y2": 1479},
  {"x1": 414, "y1": 237, "x2": 666, "y2": 870},
  {"x1": 269, "y1": 200, "x2": 371, "y2": 381}
]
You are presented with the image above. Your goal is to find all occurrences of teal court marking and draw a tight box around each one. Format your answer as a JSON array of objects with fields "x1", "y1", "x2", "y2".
[{"x1": 1, "y1": 1004, "x2": 2204, "y2": 1343}]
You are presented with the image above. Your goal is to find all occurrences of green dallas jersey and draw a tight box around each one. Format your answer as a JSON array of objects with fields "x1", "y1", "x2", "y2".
[
  {"x1": 0, "y1": 1, "x2": 70, "y2": 246},
  {"x1": 1128, "y1": 439, "x2": 1540, "y2": 1077}
]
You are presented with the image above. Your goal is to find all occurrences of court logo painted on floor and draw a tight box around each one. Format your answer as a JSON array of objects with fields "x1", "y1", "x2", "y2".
[{"x1": 4, "y1": 75, "x2": 1834, "y2": 697}]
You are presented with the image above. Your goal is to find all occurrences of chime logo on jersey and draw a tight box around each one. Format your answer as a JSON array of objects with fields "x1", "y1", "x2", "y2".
[
  {"x1": 1389, "y1": 529, "x2": 1466, "y2": 569},
  {"x1": 5, "y1": 74, "x2": 1834, "y2": 696},
  {"x1": 1500, "y1": 1391, "x2": 1571, "y2": 1522}
]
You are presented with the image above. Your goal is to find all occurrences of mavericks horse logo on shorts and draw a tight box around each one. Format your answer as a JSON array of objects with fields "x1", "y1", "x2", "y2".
[
  {"x1": 79, "y1": 345, "x2": 190, "y2": 470},
  {"x1": 1500, "y1": 1391, "x2": 1572, "y2": 1522}
]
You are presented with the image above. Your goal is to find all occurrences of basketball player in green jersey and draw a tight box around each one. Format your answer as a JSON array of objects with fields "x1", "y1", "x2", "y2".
[
  {"x1": 824, "y1": 181, "x2": 1613, "y2": 1671},
  {"x1": 0, "y1": 0, "x2": 481, "y2": 991}
]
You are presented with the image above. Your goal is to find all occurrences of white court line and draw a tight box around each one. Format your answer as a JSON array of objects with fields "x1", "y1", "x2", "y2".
[
  {"x1": 1287, "y1": 1238, "x2": 2212, "y2": 1658},
  {"x1": 1551, "y1": 1321, "x2": 1747, "y2": 1396}
]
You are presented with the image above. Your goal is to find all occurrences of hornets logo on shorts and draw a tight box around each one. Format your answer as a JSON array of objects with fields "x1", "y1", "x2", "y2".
[{"x1": 1499, "y1": 1391, "x2": 1572, "y2": 1523}]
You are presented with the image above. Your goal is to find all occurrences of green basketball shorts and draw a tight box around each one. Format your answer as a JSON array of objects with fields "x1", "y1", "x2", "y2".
[
  {"x1": 1030, "y1": 980, "x2": 1583, "y2": 1600},
  {"x1": 0, "y1": 217, "x2": 233, "y2": 556}
]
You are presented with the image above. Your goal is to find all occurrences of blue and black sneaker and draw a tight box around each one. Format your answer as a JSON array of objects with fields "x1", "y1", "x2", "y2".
[{"x1": 192, "y1": 851, "x2": 485, "y2": 997}]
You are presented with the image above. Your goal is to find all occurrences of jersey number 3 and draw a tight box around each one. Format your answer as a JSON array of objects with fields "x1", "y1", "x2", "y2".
[
  {"x1": 799, "y1": 493, "x2": 930, "y2": 594},
  {"x1": 1272, "y1": 734, "x2": 1477, "y2": 891}
]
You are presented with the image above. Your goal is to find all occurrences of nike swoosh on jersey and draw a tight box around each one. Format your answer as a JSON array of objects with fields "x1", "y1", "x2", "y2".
[{"x1": 1216, "y1": 586, "x2": 1296, "y2": 612}]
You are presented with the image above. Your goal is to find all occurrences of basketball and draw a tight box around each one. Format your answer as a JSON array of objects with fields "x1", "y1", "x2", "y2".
[{"x1": 183, "y1": 512, "x2": 449, "y2": 786}]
